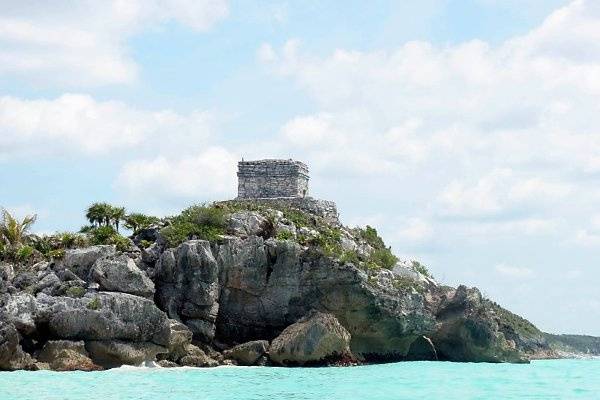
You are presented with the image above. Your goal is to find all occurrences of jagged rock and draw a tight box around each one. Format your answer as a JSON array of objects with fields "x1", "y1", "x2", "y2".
[
  {"x1": 161, "y1": 320, "x2": 193, "y2": 361},
  {"x1": 215, "y1": 236, "x2": 435, "y2": 361},
  {"x1": 269, "y1": 312, "x2": 352, "y2": 366},
  {"x1": 0, "y1": 323, "x2": 34, "y2": 371},
  {"x1": 37, "y1": 292, "x2": 170, "y2": 346},
  {"x1": 33, "y1": 272, "x2": 61, "y2": 295},
  {"x1": 228, "y1": 211, "x2": 270, "y2": 237},
  {"x1": 0, "y1": 264, "x2": 14, "y2": 282},
  {"x1": 155, "y1": 240, "x2": 219, "y2": 343},
  {"x1": 223, "y1": 340, "x2": 269, "y2": 365},
  {"x1": 37, "y1": 340, "x2": 101, "y2": 371},
  {"x1": 431, "y1": 285, "x2": 526, "y2": 363},
  {"x1": 86, "y1": 340, "x2": 167, "y2": 368},
  {"x1": 157, "y1": 359, "x2": 178, "y2": 368},
  {"x1": 59, "y1": 245, "x2": 116, "y2": 280},
  {"x1": 90, "y1": 255, "x2": 155, "y2": 298},
  {"x1": 178, "y1": 344, "x2": 218, "y2": 367},
  {"x1": 2, "y1": 293, "x2": 38, "y2": 335}
]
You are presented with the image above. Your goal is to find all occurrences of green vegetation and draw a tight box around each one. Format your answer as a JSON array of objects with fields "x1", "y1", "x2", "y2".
[
  {"x1": 87, "y1": 297, "x2": 101, "y2": 310},
  {"x1": 65, "y1": 286, "x2": 86, "y2": 298},
  {"x1": 411, "y1": 260, "x2": 431, "y2": 278},
  {"x1": 353, "y1": 225, "x2": 398, "y2": 270},
  {"x1": 123, "y1": 213, "x2": 160, "y2": 235},
  {"x1": 160, "y1": 204, "x2": 227, "y2": 248},
  {"x1": 392, "y1": 276, "x2": 425, "y2": 294},
  {"x1": 0, "y1": 208, "x2": 37, "y2": 262},
  {"x1": 359, "y1": 225, "x2": 385, "y2": 249},
  {"x1": 486, "y1": 300, "x2": 540, "y2": 338},
  {"x1": 85, "y1": 225, "x2": 131, "y2": 252},
  {"x1": 276, "y1": 230, "x2": 295, "y2": 241}
]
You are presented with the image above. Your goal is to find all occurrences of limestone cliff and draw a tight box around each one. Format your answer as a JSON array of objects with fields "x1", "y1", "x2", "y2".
[{"x1": 0, "y1": 199, "x2": 556, "y2": 370}]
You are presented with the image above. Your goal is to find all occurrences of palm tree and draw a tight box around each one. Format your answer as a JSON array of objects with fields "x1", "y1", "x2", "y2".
[
  {"x1": 124, "y1": 213, "x2": 159, "y2": 235},
  {"x1": 0, "y1": 208, "x2": 37, "y2": 250},
  {"x1": 86, "y1": 203, "x2": 108, "y2": 227},
  {"x1": 110, "y1": 206, "x2": 126, "y2": 232}
]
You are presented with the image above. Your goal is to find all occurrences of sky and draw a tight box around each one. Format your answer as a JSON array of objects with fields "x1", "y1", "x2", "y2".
[{"x1": 1, "y1": 0, "x2": 599, "y2": 335}]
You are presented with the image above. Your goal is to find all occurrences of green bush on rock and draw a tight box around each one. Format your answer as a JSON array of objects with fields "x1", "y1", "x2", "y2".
[{"x1": 160, "y1": 204, "x2": 227, "y2": 248}]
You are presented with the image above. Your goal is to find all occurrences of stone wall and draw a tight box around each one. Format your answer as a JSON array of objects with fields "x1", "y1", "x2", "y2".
[
  {"x1": 237, "y1": 159, "x2": 309, "y2": 199},
  {"x1": 220, "y1": 197, "x2": 339, "y2": 226}
]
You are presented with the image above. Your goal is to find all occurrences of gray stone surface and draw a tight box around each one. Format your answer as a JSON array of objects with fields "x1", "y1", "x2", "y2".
[
  {"x1": 85, "y1": 340, "x2": 167, "y2": 368},
  {"x1": 268, "y1": 311, "x2": 352, "y2": 366},
  {"x1": 223, "y1": 340, "x2": 269, "y2": 365},
  {"x1": 90, "y1": 254, "x2": 155, "y2": 298},
  {"x1": 237, "y1": 159, "x2": 309, "y2": 199}
]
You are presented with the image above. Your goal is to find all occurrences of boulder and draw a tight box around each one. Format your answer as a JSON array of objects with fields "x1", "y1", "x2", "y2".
[
  {"x1": 178, "y1": 344, "x2": 218, "y2": 367},
  {"x1": 37, "y1": 340, "x2": 101, "y2": 371},
  {"x1": 37, "y1": 292, "x2": 170, "y2": 346},
  {"x1": 161, "y1": 319, "x2": 193, "y2": 361},
  {"x1": 59, "y1": 245, "x2": 116, "y2": 280},
  {"x1": 228, "y1": 211, "x2": 271, "y2": 237},
  {"x1": 268, "y1": 312, "x2": 352, "y2": 366},
  {"x1": 157, "y1": 359, "x2": 179, "y2": 368},
  {"x1": 0, "y1": 323, "x2": 34, "y2": 371},
  {"x1": 86, "y1": 340, "x2": 167, "y2": 368},
  {"x1": 2, "y1": 293, "x2": 38, "y2": 335},
  {"x1": 90, "y1": 255, "x2": 155, "y2": 298},
  {"x1": 223, "y1": 340, "x2": 269, "y2": 365}
]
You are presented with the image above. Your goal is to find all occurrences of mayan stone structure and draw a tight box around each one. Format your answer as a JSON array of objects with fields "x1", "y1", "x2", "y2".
[
  {"x1": 231, "y1": 159, "x2": 339, "y2": 224},
  {"x1": 237, "y1": 159, "x2": 309, "y2": 199}
]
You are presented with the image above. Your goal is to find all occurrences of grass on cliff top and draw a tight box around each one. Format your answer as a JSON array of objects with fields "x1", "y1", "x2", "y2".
[
  {"x1": 160, "y1": 204, "x2": 228, "y2": 248},
  {"x1": 486, "y1": 300, "x2": 541, "y2": 338}
]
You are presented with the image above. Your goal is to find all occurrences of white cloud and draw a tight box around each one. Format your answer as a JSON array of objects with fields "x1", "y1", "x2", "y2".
[
  {"x1": 0, "y1": 93, "x2": 214, "y2": 159},
  {"x1": 259, "y1": 1, "x2": 600, "y2": 249},
  {"x1": 437, "y1": 169, "x2": 571, "y2": 218},
  {"x1": 0, "y1": 0, "x2": 229, "y2": 86},
  {"x1": 115, "y1": 147, "x2": 238, "y2": 202},
  {"x1": 495, "y1": 263, "x2": 534, "y2": 278},
  {"x1": 394, "y1": 218, "x2": 433, "y2": 243}
]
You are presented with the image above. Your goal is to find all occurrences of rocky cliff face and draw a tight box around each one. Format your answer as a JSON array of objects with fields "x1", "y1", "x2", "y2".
[{"x1": 0, "y1": 200, "x2": 554, "y2": 370}]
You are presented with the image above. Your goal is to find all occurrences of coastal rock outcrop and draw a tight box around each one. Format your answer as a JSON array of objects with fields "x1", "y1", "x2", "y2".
[
  {"x1": 90, "y1": 255, "x2": 155, "y2": 298},
  {"x1": 36, "y1": 340, "x2": 101, "y2": 371},
  {"x1": 0, "y1": 198, "x2": 560, "y2": 370},
  {"x1": 268, "y1": 312, "x2": 352, "y2": 366},
  {"x1": 223, "y1": 340, "x2": 269, "y2": 365}
]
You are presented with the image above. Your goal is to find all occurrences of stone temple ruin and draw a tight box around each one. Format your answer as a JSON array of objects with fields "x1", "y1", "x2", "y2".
[
  {"x1": 234, "y1": 159, "x2": 339, "y2": 224},
  {"x1": 237, "y1": 159, "x2": 309, "y2": 199}
]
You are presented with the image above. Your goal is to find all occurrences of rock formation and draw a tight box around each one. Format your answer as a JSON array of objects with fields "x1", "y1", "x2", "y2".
[{"x1": 0, "y1": 198, "x2": 557, "y2": 371}]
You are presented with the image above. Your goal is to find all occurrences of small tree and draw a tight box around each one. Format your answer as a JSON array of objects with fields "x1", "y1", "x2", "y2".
[
  {"x1": 0, "y1": 208, "x2": 37, "y2": 256},
  {"x1": 124, "y1": 213, "x2": 159, "y2": 235},
  {"x1": 110, "y1": 206, "x2": 126, "y2": 232}
]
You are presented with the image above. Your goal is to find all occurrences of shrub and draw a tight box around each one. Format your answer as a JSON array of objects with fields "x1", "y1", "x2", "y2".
[
  {"x1": 276, "y1": 230, "x2": 295, "y2": 241},
  {"x1": 66, "y1": 286, "x2": 85, "y2": 298},
  {"x1": 139, "y1": 239, "x2": 153, "y2": 249},
  {"x1": 358, "y1": 225, "x2": 386, "y2": 249},
  {"x1": 369, "y1": 247, "x2": 398, "y2": 270},
  {"x1": 160, "y1": 204, "x2": 227, "y2": 248},
  {"x1": 411, "y1": 260, "x2": 431, "y2": 278},
  {"x1": 48, "y1": 249, "x2": 66, "y2": 259},
  {"x1": 15, "y1": 245, "x2": 34, "y2": 262},
  {"x1": 87, "y1": 297, "x2": 101, "y2": 310},
  {"x1": 393, "y1": 276, "x2": 424, "y2": 294},
  {"x1": 340, "y1": 250, "x2": 360, "y2": 265},
  {"x1": 86, "y1": 226, "x2": 130, "y2": 251}
]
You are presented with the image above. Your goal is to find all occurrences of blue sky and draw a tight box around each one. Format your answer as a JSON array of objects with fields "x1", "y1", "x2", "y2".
[{"x1": 2, "y1": 0, "x2": 600, "y2": 335}]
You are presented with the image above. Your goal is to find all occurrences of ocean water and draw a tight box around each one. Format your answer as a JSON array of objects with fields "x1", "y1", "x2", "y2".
[{"x1": 0, "y1": 359, "x2": 597, "y2": 400}]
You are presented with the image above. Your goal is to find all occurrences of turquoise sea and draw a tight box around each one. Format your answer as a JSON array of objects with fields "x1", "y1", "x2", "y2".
[{"x1": 0, "y1": 359, "x2": 597, "y2": 400}]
